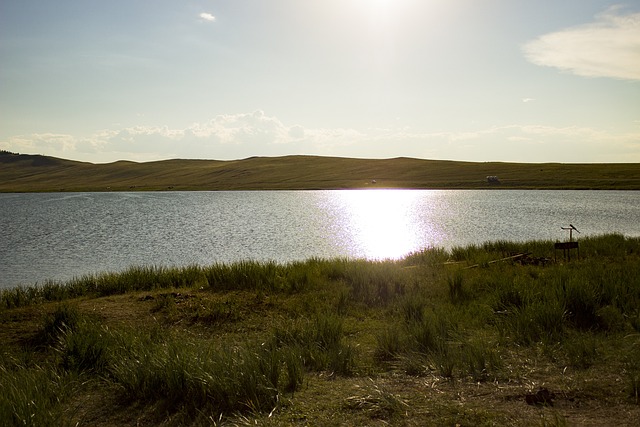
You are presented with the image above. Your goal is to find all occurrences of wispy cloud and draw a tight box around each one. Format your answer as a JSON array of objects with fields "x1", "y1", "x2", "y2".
[
  {"x1": 523, "y1": 7, "x2": 640, "y2": 81},
  {"x1": 199, "y1": 12, "x2": 216, "y2": 22}
]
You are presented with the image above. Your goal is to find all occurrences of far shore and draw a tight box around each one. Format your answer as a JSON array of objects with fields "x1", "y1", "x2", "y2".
[{"x1": 2, "y1": 151, "x2": 640, "y2": 192}]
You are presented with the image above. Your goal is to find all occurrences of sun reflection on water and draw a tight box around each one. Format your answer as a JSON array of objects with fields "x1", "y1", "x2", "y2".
[{"x1": 327, "y1": 189, "x2": 441, "y2": 260}]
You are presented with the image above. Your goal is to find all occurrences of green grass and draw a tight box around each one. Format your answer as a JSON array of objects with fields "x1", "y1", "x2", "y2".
[
  {"x1": 1, "y1": 234, "x2": 640, "y2": 425},
  {"x1": 109, "y1": 336, "x2": 284, "y2": 418},
  {"x1": 2, "y1": 151, "x2": 640, "y2": 191},
  {"x1": 0, "y1": 362, "x2": 76, "y2": 427}
]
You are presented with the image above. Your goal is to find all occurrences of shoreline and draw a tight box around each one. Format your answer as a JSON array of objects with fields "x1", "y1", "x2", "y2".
[{"x1": 3, "y1": 186, "x2": 640, "y2": 194}]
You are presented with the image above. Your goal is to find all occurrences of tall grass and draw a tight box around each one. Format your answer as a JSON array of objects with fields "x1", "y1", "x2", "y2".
[
  {"x1": 57, "y1": 320, "x2": 113, "y2": 374},
  {"x1": 0, "y1": 265, "x2": 206, "y2": 309},
  {"x1": 448, "y1": 271, "x2": 468, "y2": 304},
  {"x1": 0, "y1": 259, "x2": 343, "y2": 309},
  {"x1": 1, "y1": 315, "x2": 80, "y2": 426},
  {"x1": 40, "y1": 303, "x2": 81, "y2": 345},
  {"x1": 110, "y1": 339, "x2": 283, "y2": 417},
  {"x1": 31, "y1": 311, "x2": 300, "y2": 421},
  {"x1": 1, "y1": 303, "x2": 296, "y2": 423},
  {"x1": 0, "y1": 363, "x2": 75, "y2": 427},
  {"x1": 580, "y1": 233, "x2": 638, "y2": 259},
  {"x1": 375, "y1": 297, "x2": 503, "y2": 380},
  {"x1": 0, "y1": 257, "x2": 413, "y2": 309},
  {"x1": 507, "y1": 300, "x2": 566, "y2": 345},
  {"x1": 563, "y1": 332, "x2": 599, "y2": 369},
  {"x1": 269, "y1": 313, "x2": 356, "y2": 376},
  {"x1": 327, "y1": 260, "x2": 413, "y2": 306},
  {"x1": 22, "y1": 304, "x2": 352, "y2": 421},
  {"x1": 374, "y1": 235, "x2": 632, "y2": 376}
]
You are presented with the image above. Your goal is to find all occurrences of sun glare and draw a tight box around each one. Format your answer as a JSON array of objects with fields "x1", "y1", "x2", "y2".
[
  {"x1": 330, "y1": 190, "x2": 439, "y2": 260},
  {"x1": 350, "y1": 0, "x2": 398, "y2": 20},
  {"x1": 346, "y1": 0, "x2": 425, "y2": 40},
  {"x1": 370, "y1": 0, "x2": 392, "y2": 8},
  {"x1": 353, "y1": 0, "x2": 421, "y2": 14}
]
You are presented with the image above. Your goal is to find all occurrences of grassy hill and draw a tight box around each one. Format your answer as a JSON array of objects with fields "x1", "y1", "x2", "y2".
[{"x1": 1, "y1": 150, "x2": 639, "y2": 191}]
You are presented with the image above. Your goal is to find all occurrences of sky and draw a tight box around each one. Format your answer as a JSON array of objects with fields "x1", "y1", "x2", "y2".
[{"x1": 1, "y1": 0, "x2": 639, "y2": 164}]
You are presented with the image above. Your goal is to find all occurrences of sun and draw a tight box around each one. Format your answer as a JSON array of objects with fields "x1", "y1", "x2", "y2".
[
  {"x1": 349, "y1": 0, "x2": 419, "y2": 29},
  {"x1": 370, "y1": 0, "x2": 392, "y2": 7},
  {"x1": 351, "y1": 0, "x2": 395, "y2": 15}
]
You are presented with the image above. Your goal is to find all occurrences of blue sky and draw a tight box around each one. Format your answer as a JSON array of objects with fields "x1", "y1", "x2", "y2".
[{"x1": 1, "y1": 0, "x2": 639, "y2": 163}]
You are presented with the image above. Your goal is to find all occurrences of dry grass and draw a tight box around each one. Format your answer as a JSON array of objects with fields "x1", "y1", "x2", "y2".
[{"x1": 2, "y1": 151, "x2": 640, "y2": 191}]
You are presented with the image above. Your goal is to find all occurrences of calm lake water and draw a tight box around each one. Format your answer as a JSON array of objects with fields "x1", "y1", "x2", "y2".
[{"x1": 1, "y1": 190, "x2": 639, "y2": 288}]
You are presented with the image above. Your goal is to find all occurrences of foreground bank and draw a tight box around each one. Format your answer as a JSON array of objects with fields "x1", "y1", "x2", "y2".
[{"x1": 1, "y1": 234, "x2": 639, "y2": 426}]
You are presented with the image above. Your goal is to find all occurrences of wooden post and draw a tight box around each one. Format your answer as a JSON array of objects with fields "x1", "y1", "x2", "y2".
[
  {"x1": 554, "y1": 241, "x2": 579, "y2": 261},
  {"x1": 556, "y1": 225, "x2": 580, "y2": 261}
]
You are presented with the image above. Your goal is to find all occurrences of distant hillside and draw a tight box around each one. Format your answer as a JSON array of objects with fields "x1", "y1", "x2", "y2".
[{"x1": 1, "y1": 151, "x2": 639, "y2": 192}]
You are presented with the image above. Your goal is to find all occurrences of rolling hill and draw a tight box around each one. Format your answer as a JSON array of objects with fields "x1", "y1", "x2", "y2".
[{"x1": 1, "y1": 151, "x2": 639, "y2": 192}]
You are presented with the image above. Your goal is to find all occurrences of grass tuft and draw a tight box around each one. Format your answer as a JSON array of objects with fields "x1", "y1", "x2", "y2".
[{"x1": 0, "y1": 363, "x2": 76, "y2": 426}]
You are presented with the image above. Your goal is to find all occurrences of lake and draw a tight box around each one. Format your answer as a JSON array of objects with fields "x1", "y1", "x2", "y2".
[{"x1": 1, "y1": 190, "x2": 639, "y2": 289}]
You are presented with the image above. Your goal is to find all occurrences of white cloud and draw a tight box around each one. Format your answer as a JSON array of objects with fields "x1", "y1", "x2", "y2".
[
  {"x1": 199, "y1": 12, "x2": 216, "y2": 22},
  {"x1": 2, "y1": 112, "x2": 639, "y2": 164},
  {"x1": 288, "y1": 125, "x2": 305, "y2": 140},
  {"x1": 523, "y1": 8, "x2": 640, "y2": 81},
  {"x1": 2, "y1": 133, "x2": 77, "y2": 154}
]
